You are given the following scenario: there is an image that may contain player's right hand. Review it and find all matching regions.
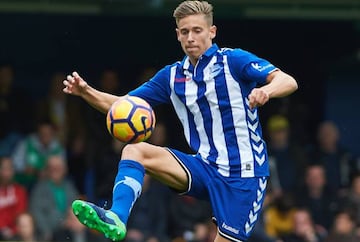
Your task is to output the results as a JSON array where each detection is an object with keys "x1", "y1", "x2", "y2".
[{"x1": 63, "y1": 71, "x2": 88, "y2": 96}]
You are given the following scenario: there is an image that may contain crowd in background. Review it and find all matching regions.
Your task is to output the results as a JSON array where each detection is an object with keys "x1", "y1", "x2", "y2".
[{"x1": 1, "y1": 62, "x2": 360, "y2": 242}]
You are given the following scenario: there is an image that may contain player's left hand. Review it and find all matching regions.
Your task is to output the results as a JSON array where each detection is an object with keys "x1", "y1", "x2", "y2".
[{"x1": 248, "y1": 88, "x2": 269, "y2": 109}]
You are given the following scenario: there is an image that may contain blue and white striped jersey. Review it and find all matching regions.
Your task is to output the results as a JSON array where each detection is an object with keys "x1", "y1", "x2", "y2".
[{"x1": 129, "y1": 44, "x2": 278, "y2": 178}]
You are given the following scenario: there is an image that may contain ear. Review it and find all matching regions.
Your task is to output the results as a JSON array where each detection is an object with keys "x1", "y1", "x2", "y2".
[
  {"x1": 209, "y1": 25, "x2": 217, "y2": 40},
  {"x1": 176, "y1": 28, "x2": 181, "y2": 41}
]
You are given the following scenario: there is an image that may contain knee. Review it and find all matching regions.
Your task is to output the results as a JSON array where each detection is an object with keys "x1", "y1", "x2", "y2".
[
  {"x1": 121, "y1": 143, "x2": 147, "y2": 161},
  {"x1": 121, "y1": 143, "x2": 159, "y2": 171}
]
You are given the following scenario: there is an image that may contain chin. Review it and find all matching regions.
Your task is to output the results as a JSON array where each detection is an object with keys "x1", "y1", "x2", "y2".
[{"x1": 188, "y1": 52, "x2": 200, "y2": 60}]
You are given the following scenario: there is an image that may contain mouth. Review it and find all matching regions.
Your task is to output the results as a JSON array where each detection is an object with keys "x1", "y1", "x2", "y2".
[{"x1": 186, "y1": 46, "x2": 198, "y2": 50}]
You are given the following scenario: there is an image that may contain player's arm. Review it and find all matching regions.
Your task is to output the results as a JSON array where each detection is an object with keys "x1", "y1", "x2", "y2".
[
  {"x1": 63, "y1": 71, "x2": 124, "y2": 114},
  {"x1": 263, "y1": 70, "x2": 298, "y2": 98},
  {"x1": 248, "y1": 70, "x2": 298, "y2": 109}
]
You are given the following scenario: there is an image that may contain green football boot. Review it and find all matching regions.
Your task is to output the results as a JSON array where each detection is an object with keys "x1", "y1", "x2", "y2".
[{"x1": 72, "y1": 200, "x2": 126, "y2": 241}]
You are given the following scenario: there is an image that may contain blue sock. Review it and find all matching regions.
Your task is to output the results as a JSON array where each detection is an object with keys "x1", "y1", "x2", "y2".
[{"x1": 110, "y1": 159, "x2": 145, "y2": 224}]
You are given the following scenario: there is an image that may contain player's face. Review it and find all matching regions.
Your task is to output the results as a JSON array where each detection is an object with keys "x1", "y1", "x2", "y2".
[{"x1": 176, "y1": 14, "x2": 216, "y2": 65}]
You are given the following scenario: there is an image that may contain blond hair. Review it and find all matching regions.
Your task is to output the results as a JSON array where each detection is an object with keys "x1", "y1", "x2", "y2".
[{"x1": 173, "y1": 1, "x2": 213, "y2": 26}]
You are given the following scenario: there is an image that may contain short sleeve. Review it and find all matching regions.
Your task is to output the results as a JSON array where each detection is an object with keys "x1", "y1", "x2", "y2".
[
  {"x1": 128, "y1": 66, "x2": 172, "y2": 107},
  {"x1": 227, "y1": 48, "x2": 278, "y2": 85}
]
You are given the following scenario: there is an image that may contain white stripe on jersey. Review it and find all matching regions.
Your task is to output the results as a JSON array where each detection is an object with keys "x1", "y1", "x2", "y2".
[
  {"x1": 169, "y1": 66, "x2": 190, "y2": 143},
  {"x1": 170, "y1": 64, "x2": 212, "y2": 158},
  {"x1": 223, "y1": 55, "x2": 254, "y2": 177},
  {"x1": 184, "y1": 68, "x2": 211, "y2": 160},
  {"x1": 202, "y1": 56, "x2": 230, "y2": 177}
]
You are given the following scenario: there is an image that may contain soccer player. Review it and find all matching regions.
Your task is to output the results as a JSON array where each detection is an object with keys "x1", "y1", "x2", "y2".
[{"x1": 63, "y1": 1, "x2": 298, "y2": 241}]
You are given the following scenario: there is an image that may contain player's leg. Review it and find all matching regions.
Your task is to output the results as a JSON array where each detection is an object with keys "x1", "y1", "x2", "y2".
[
  {"x1": 214, "y1": 234, "x2": 232, "y2": 242},
  {"x1": 72, "y1": 142, "x2": 189, "y2": 241},
  {"x1": 208, "y1": 174, "x2": 268, "y2": 242},
  {"x1": 109, "y1": 142, "x2": 188, "y2": 226},
  {"x1": 121, "y1": 142, "x2": 188, "y2": 191}
]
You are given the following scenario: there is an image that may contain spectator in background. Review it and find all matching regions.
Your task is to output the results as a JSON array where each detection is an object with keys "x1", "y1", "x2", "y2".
[
  {"x1": 0, "y1": 156, "x2": 28, "y2": 240},
  {"x1": 36, "y1": 72, "x2": 68, "y2": 144},
  {"x1": 266, "y1": 115, "x2": 307, "y2": 197},
  {"x1": 52, "y1": 207, "x2": 106, "y2": 242},
  {"x1": 264, "y1": 193, "x2": 297, "y2": 240},
  {"x1": 309, "y1": 121, "x2": 356, "y2": 193},
  {"x1": 30, "y1": 155, "x2": 78, "y2": 241},
  {"x1": 84, "y1": 69, "x2": 123, "y2": 200},
  {"x1": 324, "y1": 210, "x2": 359, "y2": 242},
  {"x1": 147, "y1": 122, "x2": 168, "y2": 147},
  {"x1": 11, "y1": 212, "x2": 39, "y2": 242},
  {"x1": 35, "y1": 72, "x2": 87, "y2": 194},
  {"x1": 66, "y1": 132, "x2": 87, "y2": 196},
  {"x1": 338, "y1": 172, "x2": 360, "y2": 228},
  {"x1": 168, "y1": 194, "x2": 213, "y2": 242},
  {"x1": 36, "y1": 72, "x2": 86, "y2": 145},
  {"x1": 11, "y1": 120, "x2": 65, "y2": 190},
  {"x1": 281, "y1": 208, "x2": 324, "y2": 242},
  {"x1": 136, "y1": 66, "x2": 157, "y2": 85},
  {"x1": 94, "y1": 139, "x2": 125, "y2": 206},
  {"x1": 86, "y1": 69, "x2": 123, "y2": 147},
  {"x1": 0, "y1": 63, "x2": 34, "y2": 156},
  {"x1": 296, "y1": 164, "x2": 338, "y2": 233}
]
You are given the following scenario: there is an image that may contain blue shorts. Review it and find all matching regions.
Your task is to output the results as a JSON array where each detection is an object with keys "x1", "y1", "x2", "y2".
[{"x1": 167, "y1": 148, "x2": 268, "y2": 242}]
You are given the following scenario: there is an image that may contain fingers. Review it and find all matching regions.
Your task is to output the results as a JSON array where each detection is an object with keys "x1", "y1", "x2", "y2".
[
  {"x1": 248, "y1": 89, "x2": 260, "y2": 109},
  {"x1": 73, "y1": 71, "x2": 79, "y2": 78},
  {"x1": 62, "y1": 71, "x2": 87, "y2": 96},
  {"x1": 73, "y1": 71, "x2": 82, "y2": 82},
  {"x1": 63, "y1": 80, "x2": 72, "y2": 94},
  {"x1": 62, "y1": 72, "x2": 79, "y2": 94},
  {"x1": 67, "y1": 74, "x2": 75, "y2": 83},
  {"x1": 248, "y1": 89, "x2": 269, "y2": 109},
  {"x1": 248, "y1": 94, "x2": 256, "y2": 110},
  {"x1": 65, "y1": 72, "x2": 81, "y2": 84}
]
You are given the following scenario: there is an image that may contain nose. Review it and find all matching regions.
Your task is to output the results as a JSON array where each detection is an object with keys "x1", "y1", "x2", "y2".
[{"x1": 187, "y1": 31, "x2": 194, "y2": 42}]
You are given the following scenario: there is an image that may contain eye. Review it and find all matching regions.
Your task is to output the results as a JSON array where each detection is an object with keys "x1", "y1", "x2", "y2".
[
  {"x1": 180, "y1": 29, "x2": 189, "y2": 35},
  {"x1": 194, "y1": 28, "x2": 202, "y2": 33}
]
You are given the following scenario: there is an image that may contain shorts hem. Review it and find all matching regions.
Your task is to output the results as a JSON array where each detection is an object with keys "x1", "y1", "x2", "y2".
[
  {"x1": 213, "y1": 217, "x2": 245, "y2": 242},
  {"x1": 218, "y1": 228, "x2": 244, "y2": 242},
  {"x1": 165, "y1": 148, "x2": 192, "y2": 195}
]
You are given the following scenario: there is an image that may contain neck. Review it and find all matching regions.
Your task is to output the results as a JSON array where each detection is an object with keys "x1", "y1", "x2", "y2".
[
  {"x1": 23, "y1": 235, "x2": 36, "y2": 242},
  {"x1": 0, "y1": 181, "x2": 11, "y2": 187},
  {"x1": 0, "y1": 86, "x2": 10, "y2": 95},
  {"x1": 321, "y1": 143, "x2": 337, "y2": 153},
  {"x1": 271, "y1": 141, "x2": 288, "y2": 150},
  {"x1": 189, "y1": 57, "x2": 199, "y2": 66},
  {"x1": 309, "y1": 187, "x2": 323, "y2": 198},
  {"x1": 50, "y1": 179, "x2": 63, "y2": 186}
]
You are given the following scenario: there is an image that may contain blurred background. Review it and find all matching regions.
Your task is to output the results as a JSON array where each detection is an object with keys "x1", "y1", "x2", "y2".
[{"x1": 0, "y1": 1, "x2": 360, "y2": 242}]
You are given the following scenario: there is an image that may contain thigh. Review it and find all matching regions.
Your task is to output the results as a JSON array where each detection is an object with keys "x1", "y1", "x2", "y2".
[
  {"x1": 167, "y1": 148, "x2": 211, "y2": 199},
  {"x1": 121, "y1": 142, "x2": 189, "y2": 192},
  {"x1": 209, "y1": 176, "x2": 268, "y2": 242},
  {"x1": 214, "y1": 233, "x2": 232, "y2": 242}
]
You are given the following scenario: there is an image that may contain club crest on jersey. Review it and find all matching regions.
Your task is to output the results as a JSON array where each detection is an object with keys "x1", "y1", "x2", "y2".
[{"x1": 210, "y1": 63, "x2": 222, "y2": 79}]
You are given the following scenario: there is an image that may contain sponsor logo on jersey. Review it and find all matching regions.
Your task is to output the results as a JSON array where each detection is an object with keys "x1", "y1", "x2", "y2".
[
  {"x1": 175, "y1": 77, "x2": 191, "y2": 82},
  {"x1": 251, "y1": 62, "x2": 273, "y2": 72}
]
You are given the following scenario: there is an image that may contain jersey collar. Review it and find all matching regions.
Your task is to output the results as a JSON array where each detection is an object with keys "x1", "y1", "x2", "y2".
[
  {"x1": 181, "y1": 43, "x2": 219, "y2": 71},
  {"x1": 203, "y1": 43, "x2": 219, "y2": 57}
]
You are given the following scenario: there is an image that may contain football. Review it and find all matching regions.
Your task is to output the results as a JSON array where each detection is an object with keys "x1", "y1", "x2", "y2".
[{"x1": 106, "y1": 96, "x2": 156, "y2": 143}]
